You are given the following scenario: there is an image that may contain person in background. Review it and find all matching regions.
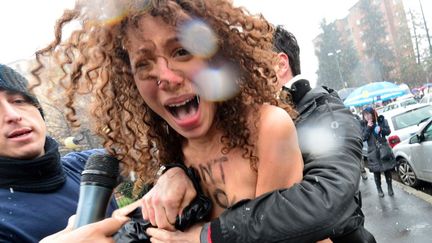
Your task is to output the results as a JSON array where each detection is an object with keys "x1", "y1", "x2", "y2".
[
  {"x1": 361, "y1": 106, "x2": 396, "y2": 197},
  {"x1": 135, "y1": 25, "x2": 376, "y2": 242},
  {"x1": 0, "y1": 63, "x2": 119, "y2": 242}
]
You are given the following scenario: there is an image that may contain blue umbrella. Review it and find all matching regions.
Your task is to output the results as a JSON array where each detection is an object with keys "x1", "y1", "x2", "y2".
[{"x1": 344, "y1": 81, "x2": 407, "y2": 107}]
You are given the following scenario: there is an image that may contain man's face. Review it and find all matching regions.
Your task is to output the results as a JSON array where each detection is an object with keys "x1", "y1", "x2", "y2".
[{"x1": 0, "y1": 91, "x2": 46, "y2": 159}]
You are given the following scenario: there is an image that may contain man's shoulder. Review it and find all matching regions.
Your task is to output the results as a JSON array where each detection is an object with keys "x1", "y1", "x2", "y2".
[
  {"x1": 310, "y1": 86, "x2": 342, "y2": 105},
  {"x1": 296, "y1": 86, "x2": 345, "y2": 117},
  {"x1": 61, "y1": 149, "x2": 105, "y2": 172}
]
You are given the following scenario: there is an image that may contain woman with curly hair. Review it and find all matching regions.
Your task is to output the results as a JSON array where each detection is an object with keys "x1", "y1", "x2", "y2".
[{"x1": 35, "y1": 0, "x2": 307, "y2": 242}]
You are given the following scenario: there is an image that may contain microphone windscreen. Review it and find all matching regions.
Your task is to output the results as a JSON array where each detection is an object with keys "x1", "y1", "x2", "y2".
[{"x1": 81, "y1": 153, "x2": 120, "y2": 188}]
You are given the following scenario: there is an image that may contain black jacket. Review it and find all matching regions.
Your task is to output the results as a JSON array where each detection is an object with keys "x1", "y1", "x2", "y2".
[{"x1": 205, "y1": 85, "x2": 365, "y2": 242}]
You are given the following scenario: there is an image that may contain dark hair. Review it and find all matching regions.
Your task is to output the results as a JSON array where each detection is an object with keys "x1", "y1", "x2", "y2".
[
  {"x1": 273, "y1": 25, "x2": 301, "y2": 76},
  {"x1": 362, "y1": 106, "x2": 377, "y2": 123}
]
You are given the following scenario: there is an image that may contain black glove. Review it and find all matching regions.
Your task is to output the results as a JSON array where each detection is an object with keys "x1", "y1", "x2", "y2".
[
  {"x1": 114, "y1": 207, "x2": 151, "y2": 243},
  {"x1": 377, "y1": 115, "x2": 385, "y2": 123},
  {"x1": 113, "y1": 166, "x2": 212, "y2": 243}
]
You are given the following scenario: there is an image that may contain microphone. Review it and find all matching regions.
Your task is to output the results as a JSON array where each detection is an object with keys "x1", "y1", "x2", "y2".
[{"x1": 74, "y1": 153, "x2": 120, "y2": 228}]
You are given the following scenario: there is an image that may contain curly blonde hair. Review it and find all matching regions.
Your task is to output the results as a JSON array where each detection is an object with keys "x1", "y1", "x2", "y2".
[{"x1": 31, "y1": 0, "x2": 296, "y2": 187}]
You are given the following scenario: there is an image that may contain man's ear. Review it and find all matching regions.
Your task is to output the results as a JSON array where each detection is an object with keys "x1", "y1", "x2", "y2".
[{"x1": 275, "y1": 53, "x2": 293, "y2": 90}]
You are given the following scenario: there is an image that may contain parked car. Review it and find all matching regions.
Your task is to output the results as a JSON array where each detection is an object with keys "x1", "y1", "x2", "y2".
[
  {"x1": 419, "y1": 92, "x2": 432, "y2": 104},
  {"x1": 381, "y1": 97, "x2": 418, "y2": 113},
  {"x1": 381, "y1": 104, "x2": 432, "y2": 148},
  {"x1": 393, "y1": 117, "x2": 432, "y2": 187}
]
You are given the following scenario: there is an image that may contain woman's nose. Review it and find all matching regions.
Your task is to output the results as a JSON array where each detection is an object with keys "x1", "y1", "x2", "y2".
[{"x1": 154, "y1": 57, "x2": 184, "y2": 88}]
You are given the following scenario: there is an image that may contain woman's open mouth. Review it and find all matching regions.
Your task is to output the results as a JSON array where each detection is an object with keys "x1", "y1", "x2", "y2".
[{"x1": 166, "y1": 95, "x2": 200, "y2": 120}]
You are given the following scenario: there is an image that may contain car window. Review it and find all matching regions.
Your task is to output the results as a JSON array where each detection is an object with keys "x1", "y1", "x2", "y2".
[
  {"x1": 391, "y1": 106, "x2": 432, "y2": 130},
  {"x1": 425, "y1": 122, "x2": 432, "y2": 142},
  {"x1": 383, "y1": 99, "x2": 417, "y2": 112},
  {"x1": 384, "y1": 103, "x2": 396, "y2": 112},
  {"x1": 401, "y1": 99, "x2": 417, "y2": 107}
]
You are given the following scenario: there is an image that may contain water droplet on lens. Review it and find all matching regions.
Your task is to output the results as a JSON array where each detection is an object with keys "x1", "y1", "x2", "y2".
[
  {"x1": 193, "y1": 66, "x2": 239, "y2": 101},
  {"x1": 179, "y1": 19, "x2": 218, "y2": 58}
]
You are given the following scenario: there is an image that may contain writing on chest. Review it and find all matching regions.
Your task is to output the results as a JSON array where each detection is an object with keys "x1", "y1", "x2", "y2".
[{"x1": 193, "y1": 156, "x2": 237, "y2": 209}]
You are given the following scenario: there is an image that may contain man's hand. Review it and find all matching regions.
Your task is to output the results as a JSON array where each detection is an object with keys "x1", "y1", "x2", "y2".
[
  {"x1": 146, "y1": 223, "x2": 203, "y2": 243},
  {"x1": 142, "y1": 167, "x2": 197, "y2": 230},
  {"x1": 40, "y1": 215, "x2": 128, "y2": 243}
]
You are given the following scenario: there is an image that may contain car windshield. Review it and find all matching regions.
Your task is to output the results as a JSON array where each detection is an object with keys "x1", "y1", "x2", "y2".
[{"x1": 392, "y1": 106, "x2": 432, "y2": 130}]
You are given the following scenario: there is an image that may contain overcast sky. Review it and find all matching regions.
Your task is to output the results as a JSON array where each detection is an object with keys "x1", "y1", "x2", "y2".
[
  {"x1": 0, "y1": 0, "x2": 431, "y2": 84},
  {"x1": 234, "y1": 0, "x2": 432, "y2": 84}
]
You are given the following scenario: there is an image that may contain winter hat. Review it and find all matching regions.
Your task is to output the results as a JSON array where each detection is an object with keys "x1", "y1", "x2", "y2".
[
  {"x1": 0, "y1": 64, "x2": 44, "y2": 118},
  {"x1": 362, "y1": 106, "x2": 374, "y2": 114}
]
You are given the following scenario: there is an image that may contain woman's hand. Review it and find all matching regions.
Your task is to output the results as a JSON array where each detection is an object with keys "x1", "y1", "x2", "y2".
[{"x1": 145, "y1": 223, "x2": 203, "y2": 243}]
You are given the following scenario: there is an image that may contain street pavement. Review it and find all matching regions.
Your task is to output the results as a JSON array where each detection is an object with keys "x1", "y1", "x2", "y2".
[{"x1": 360, "y1": 172, "x2": 432, "y2": 243}]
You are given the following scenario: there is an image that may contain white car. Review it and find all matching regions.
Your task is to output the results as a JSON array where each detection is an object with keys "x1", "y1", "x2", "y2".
[
  {"x1": 381, "y1": 97, "x2": 418, "y2": 113},
  {"x1": 393, "y1": 117, "x2": 432, "y2": 187},
  {"x1": 381, "y1": 104, "x2": 432, "y2": 148},
  {"x1": 419, "y1": 93, "x2": 432, "y2": 104}
]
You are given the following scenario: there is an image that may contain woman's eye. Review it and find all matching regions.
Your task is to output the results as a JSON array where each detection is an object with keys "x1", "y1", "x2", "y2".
[
  {"x1": 135, "y1": 61, "x2": 150, "y2": 70},
  {"x1": 173, "y1": 48, "x2": 191, "y2": 58}
]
